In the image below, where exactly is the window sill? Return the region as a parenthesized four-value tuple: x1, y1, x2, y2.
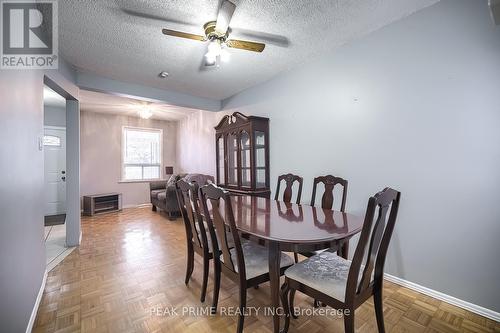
(118, 179, 167, 184)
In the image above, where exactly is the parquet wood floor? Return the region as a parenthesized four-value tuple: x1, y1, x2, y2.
(33, 207, 499, 333)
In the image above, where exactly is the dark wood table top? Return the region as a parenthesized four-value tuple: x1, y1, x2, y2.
(222, 196, 364, 245)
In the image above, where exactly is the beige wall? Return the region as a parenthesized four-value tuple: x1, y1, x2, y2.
(80, 111, 178, 207)
(176, 110, 219, 178)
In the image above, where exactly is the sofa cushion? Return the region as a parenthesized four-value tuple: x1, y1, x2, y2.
(151, 189, 165, 199)
(157, 191, 167, 201)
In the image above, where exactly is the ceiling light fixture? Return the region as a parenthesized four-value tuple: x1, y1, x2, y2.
(204, 38, 231, 66)
(158, 71, 169, 78)
(205, 39, 222, 66)
(138, 105, 153, 119)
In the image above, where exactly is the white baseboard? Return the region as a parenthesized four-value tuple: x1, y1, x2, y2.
(122, 203, 152, 209)
(26, 269, 48, 333)
(384, 274, 500, 322)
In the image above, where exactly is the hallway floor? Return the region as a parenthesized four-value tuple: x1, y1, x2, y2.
(45, 223, 75, 272)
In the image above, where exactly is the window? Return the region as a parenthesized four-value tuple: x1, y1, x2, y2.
(43, 135, 61, 146)
(122, 127, 162, 181)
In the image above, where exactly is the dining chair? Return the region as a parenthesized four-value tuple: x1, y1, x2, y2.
(200, 183, 294, 333)
(280, 187, 401, 333)
(310, 175, 349, 259)
(275, 173, 303, 204)
(275, 173, 303, 262)
(175, 179, 213, 303)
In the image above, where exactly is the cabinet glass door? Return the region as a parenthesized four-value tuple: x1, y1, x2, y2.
(217, 136, 225, 184)
(255, 131, 266, 188)
(227, 133, 238, 186)
(240, 131, 251, 187)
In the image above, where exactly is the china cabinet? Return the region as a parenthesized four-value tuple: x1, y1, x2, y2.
(215, 112, 270, 198)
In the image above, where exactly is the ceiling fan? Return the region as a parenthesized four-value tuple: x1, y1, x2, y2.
(161, 0, 265, 67)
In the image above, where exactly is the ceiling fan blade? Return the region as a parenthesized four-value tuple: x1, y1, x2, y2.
(215, 0, 236, 35)
(229, 28, 290, 47)
(120, 8, 195, 27)
(162, 29, 205, 41)
(226, 39, 265, 52)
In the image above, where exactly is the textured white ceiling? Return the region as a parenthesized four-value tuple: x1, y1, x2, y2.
(79, 89, 198, 121)
(59, 0, 438, 100)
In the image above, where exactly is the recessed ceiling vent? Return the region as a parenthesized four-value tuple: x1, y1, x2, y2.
(490, 0, 500, 25)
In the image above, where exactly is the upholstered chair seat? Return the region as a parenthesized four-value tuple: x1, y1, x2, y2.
(222, 240, 294, 279)
(285, 250, 373, 302)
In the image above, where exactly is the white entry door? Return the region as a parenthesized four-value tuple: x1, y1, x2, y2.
(44, 127, 66, 215)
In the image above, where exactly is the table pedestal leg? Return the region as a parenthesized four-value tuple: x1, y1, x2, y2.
(269, 241, 281, 333)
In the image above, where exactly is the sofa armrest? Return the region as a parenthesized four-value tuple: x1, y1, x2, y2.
(150, 180, 168, 191)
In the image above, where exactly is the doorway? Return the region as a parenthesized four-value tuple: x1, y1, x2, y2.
(43, 85, 74, 270)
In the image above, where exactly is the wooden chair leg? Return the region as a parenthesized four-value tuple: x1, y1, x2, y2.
(374, 291, 386, 333)
(200, 255, 210, 303)
(185, 244, 194, 285)
(152, 205, 157, 212)
(289, 289, 298, 319)
(338, 241, 349, 259)
(280, 282, 291, 333)
(344, 310, 355, 333)
(293, 252, 299, 263)
(211, 258, 221, 314)
(236, 282, 247, 333)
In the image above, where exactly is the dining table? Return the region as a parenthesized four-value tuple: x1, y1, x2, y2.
(224, 195, 365, 333)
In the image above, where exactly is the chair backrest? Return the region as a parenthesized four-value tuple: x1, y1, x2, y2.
(176, 179, 207, 250)
(346, 187, 401, 302)
(200, 184, 246, 278)
(310, 175, 348, 211)
(275, 173, 303, 204)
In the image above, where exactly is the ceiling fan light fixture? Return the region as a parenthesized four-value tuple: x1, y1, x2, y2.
(205, 53, 217, 66)
(207, 39, 222, 56)
(160, 0, 265, 69)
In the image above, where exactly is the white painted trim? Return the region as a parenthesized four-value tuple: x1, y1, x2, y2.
(46, 247, 76, 273)
(44, 125, 66, 130)
(384, 274, 500, 322)
(122, 203, 152, 209)
(26, 270, 48, 333)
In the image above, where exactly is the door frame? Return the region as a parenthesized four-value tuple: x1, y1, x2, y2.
(44, 75, 80, 247)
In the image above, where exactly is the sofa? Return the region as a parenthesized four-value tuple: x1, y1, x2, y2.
(150, 173, 214, 220)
